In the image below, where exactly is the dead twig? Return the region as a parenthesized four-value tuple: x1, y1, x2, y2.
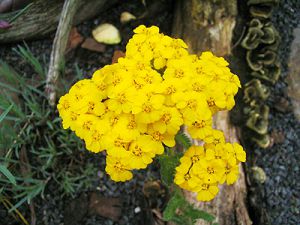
(45, 0, 81, 106)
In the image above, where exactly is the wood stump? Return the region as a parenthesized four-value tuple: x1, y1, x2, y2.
(172, 1, 251, 224)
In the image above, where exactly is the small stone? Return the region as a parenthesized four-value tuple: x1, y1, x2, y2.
(120, 12, 136, 24)
(134, 206, 141, 214)
(81, 38, 106, 53)
(92, 23, 121, 45)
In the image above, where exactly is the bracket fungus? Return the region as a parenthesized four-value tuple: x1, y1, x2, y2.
(245, 104, 269, 135)
(246, 47, 277, 71)
(248, 0, 279, 18)
(250, 61, 281, 84)
(240, 0, 280, 148)
(243, 79, 270, 104)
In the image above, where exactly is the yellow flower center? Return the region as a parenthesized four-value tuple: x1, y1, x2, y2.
(96, 83, 106, 91)
(207, 97, 215, 107)
(92, 131, 102, 141)
(175, 69, 184, 78)
(132, 145, 142, 157)
(114, 138, 129, 149)
(152, 131, 163, 142)
(117, 93, 126, 104)
(87, 102, 95, 113)
(110, 116, 119, 126)
(193, 120, 206, 128)
(112, 77, 121, 86)
(142, 104, 152, 113)
(196, 66, 202, 74)
(201, 184, 209, 190)
(187, 99, 197, 109)
(70, 112, 79, 121)
(62, 100, 70, 110)
(162, 113, 171, 123)
(191, 155, 200, 163)
(192, 83, 205, 92)
(83, 121, 93, 130)
(207, 167, 215, 174)
(213, 138, 221, 145)
(166, 86, 176, 94)
(127, 120, 136, 129)
(113, 161, 125, 172)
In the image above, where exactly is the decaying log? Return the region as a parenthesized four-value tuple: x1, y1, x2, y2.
(0, 0, 117, 43)
(173, 0, 237, 56)
(173, 0, 252, 225)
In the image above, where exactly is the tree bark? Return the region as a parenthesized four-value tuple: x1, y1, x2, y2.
(173, 1, 252, 225)
(0, 0, 117, 43)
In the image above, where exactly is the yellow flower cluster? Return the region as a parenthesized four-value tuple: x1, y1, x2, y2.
(57, 25, 243, 188)
(174, 130, 246, 201)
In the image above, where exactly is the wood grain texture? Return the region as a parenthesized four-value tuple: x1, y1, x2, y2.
(45, 0, 80, 106)
(172, 1, 252, 224)
(0, 0, 117, 43)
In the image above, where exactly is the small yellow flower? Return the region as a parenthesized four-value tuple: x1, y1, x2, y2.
(105, 156, 133, 182)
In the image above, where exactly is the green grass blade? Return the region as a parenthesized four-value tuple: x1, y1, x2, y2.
(14, 44, 45, 78)
(0, 104, 13, 123)
(0, 165, 16, 185)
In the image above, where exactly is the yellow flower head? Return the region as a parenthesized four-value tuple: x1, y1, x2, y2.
(57, 25, 244, 193)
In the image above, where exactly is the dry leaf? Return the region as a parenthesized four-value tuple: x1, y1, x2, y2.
(81, 38, 106, 53)
(88, 192, 122, 221)
(66, 27, 84, 52)
(112, 50, 125, 64)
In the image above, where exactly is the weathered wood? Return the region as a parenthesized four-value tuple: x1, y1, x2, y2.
(45, 0, 80, 106)
(0, 0, 117, 43)
(172, 1, 251, 224)
(173, 0, 237, 56)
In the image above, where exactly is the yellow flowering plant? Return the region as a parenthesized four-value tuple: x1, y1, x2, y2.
(57, 25, 246, 205)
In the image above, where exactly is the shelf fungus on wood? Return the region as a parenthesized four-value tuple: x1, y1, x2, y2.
(250, 61, 281, 84)
(241, 27, 264, 50)
(240, 0, 280, 148)
(246, 47, 277, 71)
(247, 0, 279, 19)
(243, 79, 270, 104)
(242, 19, 278, 50)
(251, 166, 267, 184)
(245, 104, 269, 135)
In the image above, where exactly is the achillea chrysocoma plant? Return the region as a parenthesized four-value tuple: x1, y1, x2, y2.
(57, 25, 246, 201)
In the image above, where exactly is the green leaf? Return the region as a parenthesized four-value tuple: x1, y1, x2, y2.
(0, 164, 16, 185)
(0, 104, 13, 123)
(163, 189, 185, 221)
(163, 187, 216, 225)
(159, 153, 181, 186)
(175, 132, 192, 149)
(183, 204, 215, 223)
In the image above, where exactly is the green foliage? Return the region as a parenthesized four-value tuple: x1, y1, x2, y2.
(14, 44, 45, 78)
(163, 187, 217, 225)
(0, 104, 13, 123)
(158, 149, 182, 186)
(175, 132, 192, 149)
(163, 187, 185, 220)
(0, 165, 16, 186)
(0, 45, 99, 213)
